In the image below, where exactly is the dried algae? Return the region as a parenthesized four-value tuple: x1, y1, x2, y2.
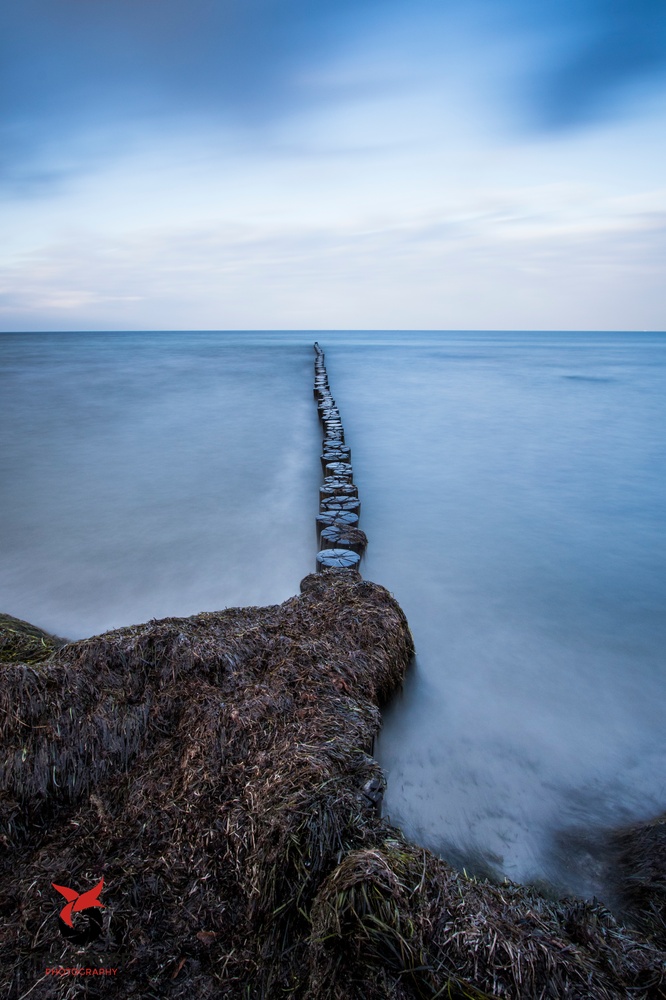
(0, 573, 664, 999)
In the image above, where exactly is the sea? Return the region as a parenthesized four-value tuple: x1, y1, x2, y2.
(1, 330, 665, 899)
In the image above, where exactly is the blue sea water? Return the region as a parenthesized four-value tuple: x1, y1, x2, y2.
(1, 329, 665, 897)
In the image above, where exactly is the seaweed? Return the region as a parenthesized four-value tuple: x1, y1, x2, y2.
(0, 574, 664, 999)
(0, 614, 66, 666)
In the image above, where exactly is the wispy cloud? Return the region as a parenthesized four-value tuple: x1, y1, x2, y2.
(529, 0, 666, 129)
(3, 0, 666, 192)
(0, 0, 389, 190)
(3, 190, 664, 330)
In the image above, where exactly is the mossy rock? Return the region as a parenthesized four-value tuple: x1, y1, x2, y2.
(611, 813, 666, 948)
(0, 612, 66, 664)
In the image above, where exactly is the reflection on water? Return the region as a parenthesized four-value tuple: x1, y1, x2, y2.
(1, 329, 665, 898)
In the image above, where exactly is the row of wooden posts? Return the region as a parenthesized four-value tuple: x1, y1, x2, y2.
(313, 343, 368, 572)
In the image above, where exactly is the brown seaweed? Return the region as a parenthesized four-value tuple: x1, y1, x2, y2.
(0, 573, 664, 999)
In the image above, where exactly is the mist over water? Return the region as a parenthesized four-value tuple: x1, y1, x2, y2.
(0, 331, 321, 638)
(323, 331, 666, 897)
(2, 329, 665, 898)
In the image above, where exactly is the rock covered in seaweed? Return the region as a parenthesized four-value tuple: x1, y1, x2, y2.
(0, 574, 664, 999)
(0, 612, 66, 665)
(609, 812, 666, 949)
(0, 572, 412, 998)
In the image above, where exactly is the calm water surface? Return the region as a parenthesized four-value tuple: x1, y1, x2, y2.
(0, 332, 320, 636)
(2, 330, 665, 898)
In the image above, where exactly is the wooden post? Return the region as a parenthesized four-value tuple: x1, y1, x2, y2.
(316, 510, 359, 537)
(320, 482, 359, 501)
(320, 525, 368, 553)
(324, 462, 353, 482)
(316, 548, 361, 571)
(320, 497, 361, 516)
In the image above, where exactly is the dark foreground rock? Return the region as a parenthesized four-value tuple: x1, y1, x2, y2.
(0, 612, 66, 665)
(1, 573, 664, 999)
(609, 813, 666, 951)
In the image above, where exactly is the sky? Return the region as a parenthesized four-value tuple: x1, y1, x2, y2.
(1, 0, 666, 331)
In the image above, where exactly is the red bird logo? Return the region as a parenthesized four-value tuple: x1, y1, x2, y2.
(52, 878, 105, 928)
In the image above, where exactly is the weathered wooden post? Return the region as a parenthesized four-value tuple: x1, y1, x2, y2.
(316, 510, 360, 538)
(320, 524, 368, 553)
(316, 548, 361, 570)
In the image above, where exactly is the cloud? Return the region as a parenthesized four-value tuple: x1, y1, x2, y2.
(2, 0, 666, 195)
(528, 0, 666, 129)
(2, 195, 664, 330)
(0, 0, 389, 191)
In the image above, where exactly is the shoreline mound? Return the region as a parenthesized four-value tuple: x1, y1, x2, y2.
(1, 571, 664, 999)
(609, 813, 666, 951)
(0, 613, 67, 665)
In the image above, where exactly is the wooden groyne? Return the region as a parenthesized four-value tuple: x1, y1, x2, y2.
(313, 343, 368, 572)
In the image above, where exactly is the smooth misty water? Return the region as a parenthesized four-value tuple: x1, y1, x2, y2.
(0, 332, 321, 637)
(2, 330, 665, 898)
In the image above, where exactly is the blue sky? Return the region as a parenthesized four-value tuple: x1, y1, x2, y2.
(2, 0, 665, 330)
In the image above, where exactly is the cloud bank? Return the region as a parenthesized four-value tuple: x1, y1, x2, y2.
(3, 191, 664, 330)
(3, 0, 666, 191)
